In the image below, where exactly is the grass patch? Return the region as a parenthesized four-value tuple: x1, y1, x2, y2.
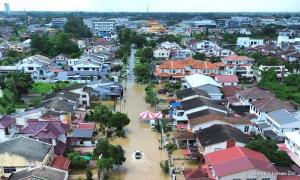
(30, 83, 52, 94)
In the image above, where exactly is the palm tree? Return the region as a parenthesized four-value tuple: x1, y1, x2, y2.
(97, 158, 114, 180)
(5, 72, 33, 101)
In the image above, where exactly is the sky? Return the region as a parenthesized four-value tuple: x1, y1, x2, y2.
(3, 0, 300, 12)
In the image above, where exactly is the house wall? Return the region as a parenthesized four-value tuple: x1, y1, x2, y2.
(202, 141, 246, 154)
(219, 169, 277, 180)
(0, 152, 51, 177)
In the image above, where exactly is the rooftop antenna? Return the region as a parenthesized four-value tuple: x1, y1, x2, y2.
(147, 5, 149, 13)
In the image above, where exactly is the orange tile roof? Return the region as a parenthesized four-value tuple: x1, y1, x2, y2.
(158, 58, 219, 70)
(223, 55, 253, 62)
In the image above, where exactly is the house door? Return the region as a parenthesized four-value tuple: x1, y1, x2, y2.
(226, 139, 236, 148)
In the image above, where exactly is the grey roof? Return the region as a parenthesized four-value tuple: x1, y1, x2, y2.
(72, 128, 93, 138)
(267, 109, 300, 126)
(9, 166, 68, 180)
(0, 137, 52, 161)
(181, 97, 227, 112)
(176, 88, 210, 99)
(195, 124, 250, 146)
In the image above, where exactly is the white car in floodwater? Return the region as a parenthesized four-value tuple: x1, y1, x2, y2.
(134, 150, 142, 159)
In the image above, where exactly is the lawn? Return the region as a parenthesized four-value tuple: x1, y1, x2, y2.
(30, 82, 73, 95)
(30, 82, 52, 94)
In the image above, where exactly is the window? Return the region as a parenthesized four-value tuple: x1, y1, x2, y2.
(262, 178, 270, 180)
(82, 95, 87, 98)
(246, 178, 256, 180)
(244, 126, 249, 132)
(4, 127, 9, 135)
(80, 140, 84, 144)
(28, 67, 34, 70)
(3, 167, 16, 173)
(233, 179, 241, 180)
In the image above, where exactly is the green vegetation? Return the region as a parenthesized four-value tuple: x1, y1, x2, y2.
(64, 16, 92, 38)
(164, 143, 176, 154)
(246, 137, 293, 167)
(160, 160, 169, 174)
(135, 47, 154, 83)
(93, 139, 126, 178)
(30, 81, 72, 94)
(30, 32, 81, 58)
(85, 168, 93, 180)
(86, 104, 130, 134)
(259, 70, 300, 104)
(0, 50, 28, 65)
(192, 52, 206, 60)
(164, 82, 181, 93)
(156, 34, 182, 45)
(67, 151, 87, 169)
(144, 85, 159, 107)
(222, 33, 238, 45)
(192, 32, 208, 41)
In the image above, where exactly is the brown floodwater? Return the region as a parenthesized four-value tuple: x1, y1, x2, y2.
(109, 49, 169, 180)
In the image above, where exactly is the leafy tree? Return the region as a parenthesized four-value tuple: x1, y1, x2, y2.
(160, 160, 169, 174)
(97, 158, 114, 179)
(192, 52, 205, 60)
(222, 33, 238, 45)
(246, 138, 293, 167)
(30, 32, 81, 58)
(164, 143, 176, 154)
(88, 105, 112, 125)
(86, 168, 93, 180)
(157, 34, 182, 44)
(108, 112, 130, 130)
(67, 151, 87, 169)
(5, 72, 33, 101)
(192, 33, 208, 41)
(64, 17, 92, 38)
(259, 69, 277, 87)
(144, 85, 159, 107)
(93, 139, 126, 179)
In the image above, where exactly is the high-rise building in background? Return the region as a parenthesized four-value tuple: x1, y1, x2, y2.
(4, 3, 10, 15)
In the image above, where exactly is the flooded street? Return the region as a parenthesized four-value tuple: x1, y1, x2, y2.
(110, 49, 169, 180)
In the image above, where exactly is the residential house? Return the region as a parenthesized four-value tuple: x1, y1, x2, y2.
(184, 74, 222, 100)
(10, 108, 45, 127)
(257, 65, 290, 82)
(86, 79, 123, 100)
(173, 97, 227, 123)
(204, 147, 277, 180)
(249, 97, 295, 122)
(153, 48, 170, 59)
(194, 125, 250, 155)
(53, 54, 69, 65)
(8, 166, 68, 180)
(187, 110, 252, 133)
(155, 58, 219, 81)
(285, 131, 300, 166)
(215, 75, 239, 86)
(31, 65, 55, 82)
(176, 88, 211, 101)
(0, 137, 54, 177)
(51, 156, 70, 171)
(0, 116, 18, 142)
(264, 109, 300, 137)
(70, 61, 102, 72)
(68, 128, 95, 147)
(237, 37, 264, 48)
(173, 130, 196, 147)
(18, 120, 68, 155)
(222, 55, 255, 78)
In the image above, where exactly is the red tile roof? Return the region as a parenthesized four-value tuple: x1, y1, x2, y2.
(223, 55, 253, 62)
(215, 75, 239, 83)
(222, 86, 242, 97)
(77, 123, 96, 130)
(184, 168, 212, 180)
(205, 147, 277, 177)
(158, 58, 218, 70)
(51, 156, 70, 171)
